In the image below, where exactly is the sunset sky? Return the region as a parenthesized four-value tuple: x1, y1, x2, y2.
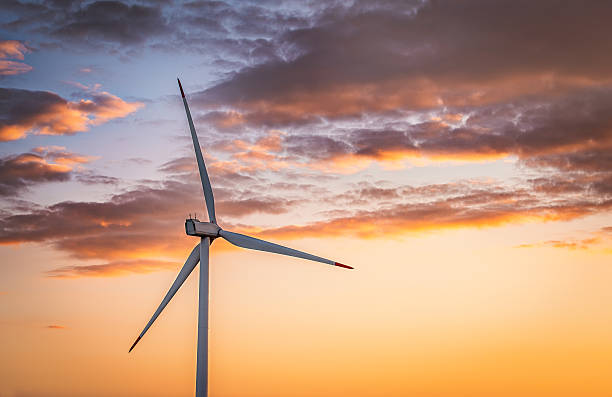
(2, 1, 612, 396)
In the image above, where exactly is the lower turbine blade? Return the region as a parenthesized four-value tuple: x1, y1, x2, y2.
(219, 229, 352, 269)
(128, 243, 201, 352)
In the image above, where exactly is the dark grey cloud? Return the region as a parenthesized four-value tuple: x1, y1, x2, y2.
(52, 1, 169, 45)
(0, 147, 124, 196)
(0, 0, 311, 62)
(284, 135, 352, 161)
(193, 0, 612, 127)
(0, 152, 71, 196)
(524, 150, 612, 174)
(75, 171, 120, 185)
(1, 0, 169, 46)
(0, 88, 66, 141)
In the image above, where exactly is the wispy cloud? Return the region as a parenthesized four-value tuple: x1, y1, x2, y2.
(0, 168, 304, 276)
(0, 40, 31, 76)
(516, 226, 612, 251)
(46, 259, 181, 278)
(2, 167, 611, 278)
(257, 194, 611, 240)
(46, 325, 66, 330)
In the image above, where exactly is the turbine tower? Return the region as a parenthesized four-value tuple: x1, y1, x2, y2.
(128, 79, 352, 397)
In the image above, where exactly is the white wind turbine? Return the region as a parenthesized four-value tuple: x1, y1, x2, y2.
(128, 79, 352, 397)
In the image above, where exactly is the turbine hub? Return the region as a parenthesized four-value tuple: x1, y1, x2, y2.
(185, 219, 221, 238)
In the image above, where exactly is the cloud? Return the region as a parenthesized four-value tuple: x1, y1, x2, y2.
(0, 59, 32, 76)
(0, 168, 302, 276)
(173, 1, 612, 191)
(256, 189, 612, 240)
(31, 145, 93, 165)
(217, 196, 297, 217)
(523, 149, 612, 174)
(0, 151, 73, 196)
(46, 259, 180, 278)
(0, 0, 310, 66)
(0, 86, 143, 141)
(0, 39, 31, 76)
(0, 39, 29, 59)
(211, 130, 292, 173)
(1, 1, 170, 47)
(193, 0, 612, 126)
(51, 1, 169, 45)
(516, 226, 612, 251)
(74, 171, 119, 185)
(3, 164, 612, 277)
(3, 0, 612, 277)
(201, 85, 612, 183)
(46, 325, 66, 329)
(0, 146, 122, 196)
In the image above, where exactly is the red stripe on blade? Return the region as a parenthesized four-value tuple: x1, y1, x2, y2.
(334, 262, 353, 269)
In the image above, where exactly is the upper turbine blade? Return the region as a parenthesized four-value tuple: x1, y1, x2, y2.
(218, 229, 352, 269)
(129, 243, 201, 353)
(178, 78, 217, 224)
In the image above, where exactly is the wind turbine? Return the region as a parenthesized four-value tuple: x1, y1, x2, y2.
(128, 78, 352, 397)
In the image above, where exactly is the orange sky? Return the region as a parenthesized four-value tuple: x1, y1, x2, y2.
(3, 219, 612, 396)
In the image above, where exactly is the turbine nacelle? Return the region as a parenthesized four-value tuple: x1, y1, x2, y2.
(185, 219, 221, 238)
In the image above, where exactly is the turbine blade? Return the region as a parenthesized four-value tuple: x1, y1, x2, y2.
(178, 78, 217, 224)
(128, 243, 201, 353)
(219, 229, 352, 269)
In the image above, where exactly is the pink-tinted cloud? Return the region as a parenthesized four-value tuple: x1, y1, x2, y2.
(0, 60, 32, 76)
(212, 130, 291, 173)
(0, 147, 97, 196)
(0, 40, 31, 76)
(0, 40, 29, 60)
(31, 146, 94, 165)
(0, 87, 143, 141)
